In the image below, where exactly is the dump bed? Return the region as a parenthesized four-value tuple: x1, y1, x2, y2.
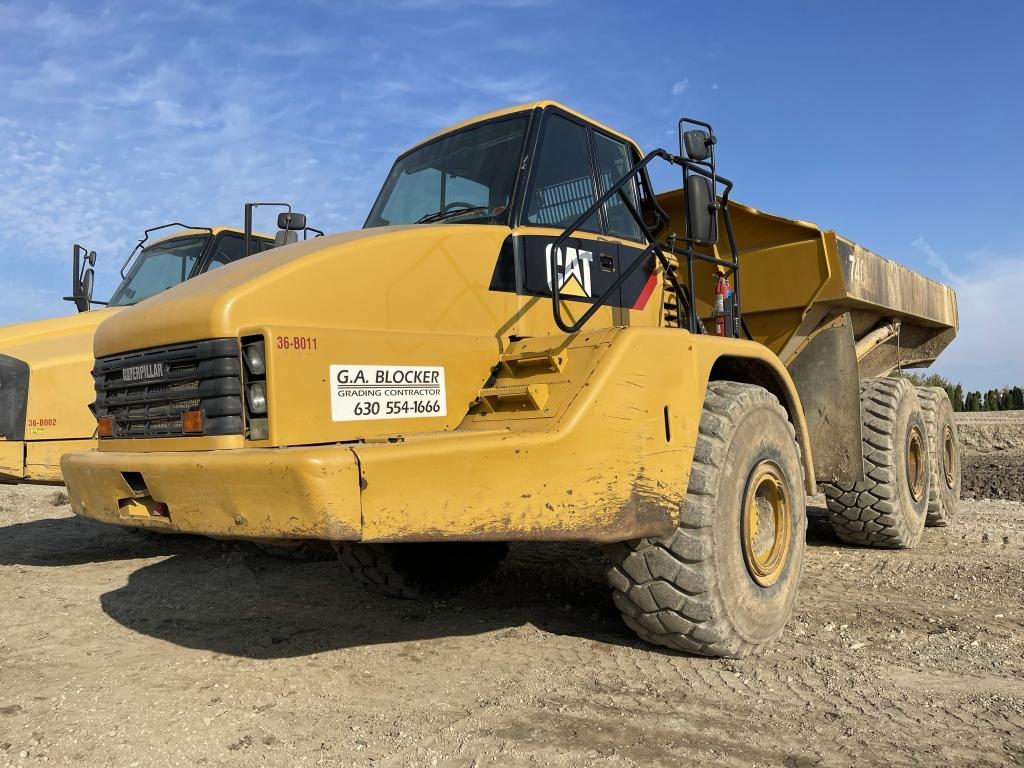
(656, 190, 958, 482)
(655, 190, 958, 378)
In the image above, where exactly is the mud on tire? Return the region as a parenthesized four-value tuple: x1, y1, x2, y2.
(823, 377, 930, 548)
(605, 381, 806, 659)
(337, 542, 509, 599)
(916, 386, 961, 526)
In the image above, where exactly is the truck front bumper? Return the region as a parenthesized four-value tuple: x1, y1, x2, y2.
(61, 446, 362, 540)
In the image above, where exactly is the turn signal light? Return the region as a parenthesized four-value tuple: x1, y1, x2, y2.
(98, 416, 114, 437)
(182, 409, 204, 434)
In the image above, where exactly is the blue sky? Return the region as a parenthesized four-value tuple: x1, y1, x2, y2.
(1, 0, 1021, 389)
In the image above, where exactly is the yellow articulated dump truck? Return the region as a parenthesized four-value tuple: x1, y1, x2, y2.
(0, 205, 317, 483)
(61, 102, 958, 657)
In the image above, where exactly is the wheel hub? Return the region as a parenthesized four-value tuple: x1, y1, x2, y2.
(906, 426, 926, 502)
(942, 425, 956, 489)
(741, 460, 792, 587)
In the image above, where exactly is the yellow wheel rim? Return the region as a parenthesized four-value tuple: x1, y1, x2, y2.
(741, 460, 792, 587)
(907, 426, 926, 502)
(942, 425, 956, 489)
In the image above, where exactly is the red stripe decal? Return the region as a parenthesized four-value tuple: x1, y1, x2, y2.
(632, 272, 658, 311)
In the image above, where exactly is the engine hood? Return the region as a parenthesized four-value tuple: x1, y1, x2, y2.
(0, 308, 119, 357)
(94, 225, 516, 356)
(0, 307, 122, 442)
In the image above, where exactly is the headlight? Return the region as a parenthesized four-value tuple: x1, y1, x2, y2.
(246, 381, 267, 414)
(241, 334, 268, 441)
(243, 340, 266, 376)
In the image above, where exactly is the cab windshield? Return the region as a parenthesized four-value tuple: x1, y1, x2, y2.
(365, 115, 529, 228)
(107, 235, 210, 307)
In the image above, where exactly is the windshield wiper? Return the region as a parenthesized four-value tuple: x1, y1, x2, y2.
(415, 205, 488, 224)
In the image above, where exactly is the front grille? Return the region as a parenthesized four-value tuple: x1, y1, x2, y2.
(93, 338, 243, 438)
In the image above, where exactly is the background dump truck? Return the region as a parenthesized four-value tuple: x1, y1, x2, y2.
(0, 206, 318, 483)
(61, 102, 958, 658)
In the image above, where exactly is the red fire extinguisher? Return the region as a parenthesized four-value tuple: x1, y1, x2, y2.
(713, 274, 730, 336)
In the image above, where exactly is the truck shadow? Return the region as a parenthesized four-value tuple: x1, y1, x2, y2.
(99, 515, 846, 659)
(0, 515, 208, 567)
(97, 541, 642, 658)
(805, 502, 841, 547)
(2, 510, 845, 658)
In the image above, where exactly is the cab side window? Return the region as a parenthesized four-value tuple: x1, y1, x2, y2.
(594, 132, 643, 241)
(204, 233, 248, 272)
(526, 115, 601, 233)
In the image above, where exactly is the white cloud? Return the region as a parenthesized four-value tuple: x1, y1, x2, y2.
(671, 78, 689, 95)
(31, 2, 85, 41)
(917, 241, 1024, 390)
(36, 59, 77, 86)
(912, 236, 960, 286)
(461, 74, 550, 104)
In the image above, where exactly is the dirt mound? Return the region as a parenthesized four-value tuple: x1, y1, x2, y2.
(956, 410, 1024, 454)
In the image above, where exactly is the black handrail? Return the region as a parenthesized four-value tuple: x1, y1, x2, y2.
(547, 142, 743, 337)
(120, 223, 214, 277)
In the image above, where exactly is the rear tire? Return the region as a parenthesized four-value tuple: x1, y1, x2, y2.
(253, 539, 335, 561)
(916, 386, 961, 526)
(605, 381, 806, 658)
(823, 377, 930, 548)
(337, 542, 509, 599)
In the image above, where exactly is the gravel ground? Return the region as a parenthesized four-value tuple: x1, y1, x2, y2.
(962, 452, 1024, 502)
(0, 482, 1022, 768)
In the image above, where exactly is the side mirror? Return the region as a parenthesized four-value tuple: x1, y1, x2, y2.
(80, 268, 95, 309)
(277, 211, 307, 230)
(683, 129, 714, 161)
(66, 244, 97, 313)
(685, 175, 718, 244)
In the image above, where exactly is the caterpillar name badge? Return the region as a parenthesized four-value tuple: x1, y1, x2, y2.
(329, 365, 447, 421)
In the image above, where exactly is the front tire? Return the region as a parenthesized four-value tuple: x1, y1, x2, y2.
(605, 381, 806, 658)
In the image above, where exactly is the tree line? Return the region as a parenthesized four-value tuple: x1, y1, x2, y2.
(898, 372, 1024, 412)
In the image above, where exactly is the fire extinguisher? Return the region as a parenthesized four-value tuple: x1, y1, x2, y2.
(713, 274, 730, 337)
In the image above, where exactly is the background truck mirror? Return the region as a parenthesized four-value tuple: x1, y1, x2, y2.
(65, 243, 97, 313)
(80, 267, 94, 309)
(277, 211, 307, 230)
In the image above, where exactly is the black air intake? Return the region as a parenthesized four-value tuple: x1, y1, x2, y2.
(0, 353, 30, 441)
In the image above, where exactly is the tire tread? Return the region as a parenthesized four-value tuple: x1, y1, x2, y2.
(605, 381, 805, 658)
